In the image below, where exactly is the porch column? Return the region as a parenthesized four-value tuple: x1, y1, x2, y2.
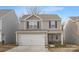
(24, 21, 26, 30)
(61, 32, 64, 45)
(16, 32, 18, 45)
(45, 32, 48, 47)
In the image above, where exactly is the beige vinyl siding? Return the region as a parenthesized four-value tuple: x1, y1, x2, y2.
(57, 20, 62, 30)
(22, 21, 62, 30)
(42, 21, 49, 30)
(19, 20, 62, 31)
(19, 21, 25, 30)
(42, 20, 62, 30)
(19, 14, 62, 31)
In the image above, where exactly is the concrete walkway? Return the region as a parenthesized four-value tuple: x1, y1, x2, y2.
(7, 46, 49, 52)
(6, 45, 79, 52)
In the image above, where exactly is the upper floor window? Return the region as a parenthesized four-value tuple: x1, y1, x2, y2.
(49, 21, 57, 29)
(27, 21, 39, 29)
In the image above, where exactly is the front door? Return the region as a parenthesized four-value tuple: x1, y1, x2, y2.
(48, 34, 53, 44)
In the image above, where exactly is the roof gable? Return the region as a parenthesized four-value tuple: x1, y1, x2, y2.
(24, 14, 41, 20)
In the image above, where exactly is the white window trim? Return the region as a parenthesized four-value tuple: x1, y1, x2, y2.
(28, 20, 38, 29)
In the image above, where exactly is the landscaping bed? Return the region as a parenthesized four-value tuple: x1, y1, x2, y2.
(48, 43, 79, 52)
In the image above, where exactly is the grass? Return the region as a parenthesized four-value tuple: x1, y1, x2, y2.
(0, 44, 17, 52)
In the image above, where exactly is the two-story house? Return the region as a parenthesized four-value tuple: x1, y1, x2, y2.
(64, 16, 79, 44)
(16, 14, 62, 46)
(0, 10, 18, 44)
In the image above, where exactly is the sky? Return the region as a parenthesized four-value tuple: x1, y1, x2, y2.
(0, 6, 79, 23)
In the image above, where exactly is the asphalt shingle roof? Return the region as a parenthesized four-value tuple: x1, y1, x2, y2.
(20, 14, 61, 21)
(0, 10, 13, 17)
(70, 16, 79, 20)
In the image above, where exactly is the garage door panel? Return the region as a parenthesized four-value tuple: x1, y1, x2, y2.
(18, 34, 45, 45)
(18, 35, 32, 45)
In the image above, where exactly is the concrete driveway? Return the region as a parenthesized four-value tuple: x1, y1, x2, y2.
(6, 45, 78, 52)
(7, 45, 49, 52)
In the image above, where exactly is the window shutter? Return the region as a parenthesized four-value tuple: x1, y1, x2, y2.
(27, 21, 29, 29)
(56, 34, 58, 39)
(37, 21, 39, 29)
(49, 21, 51, 28)
(55, 21, 57, 28)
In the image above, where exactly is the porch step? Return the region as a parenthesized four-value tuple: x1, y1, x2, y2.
(49, 45, 55, 48)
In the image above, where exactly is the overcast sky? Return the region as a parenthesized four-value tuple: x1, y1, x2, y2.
(0, 6, 79, 23)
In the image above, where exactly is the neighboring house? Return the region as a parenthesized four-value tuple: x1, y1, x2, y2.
(64, 16, 79, 44)
(0, 10, 18, 44)
(16, 14, 62, 46)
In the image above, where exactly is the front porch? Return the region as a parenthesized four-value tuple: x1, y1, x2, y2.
(47, 33, 63, 47)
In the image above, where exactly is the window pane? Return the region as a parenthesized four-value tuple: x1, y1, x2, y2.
(29, 21, 38, 29)
(51, 21, 55, 28)
(51, 21, 55, 25)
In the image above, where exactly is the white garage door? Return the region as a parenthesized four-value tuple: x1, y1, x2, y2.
(18, 34, 46, 45)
